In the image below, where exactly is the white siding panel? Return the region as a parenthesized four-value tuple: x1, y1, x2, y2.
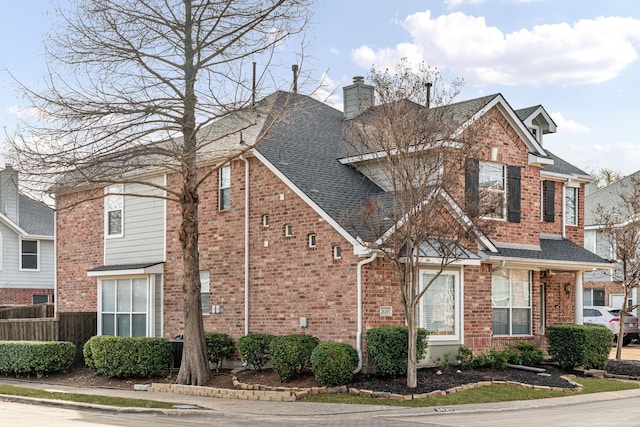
(0, 222, 54, 289)
(105, 177, 165, 265)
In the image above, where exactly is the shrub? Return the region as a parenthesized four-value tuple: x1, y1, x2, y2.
(365, 326, 428, 377)
(457, 346, 510, 369)
(311, 342, 359, 386)
(0, 341, 75, 377)
(507, 341, 545, 366)
(205, 332, 234, 372)
(83, 336, 171, 377)
(456, 345, 474, 368)
(547, 324, 613, 370)
(237, 334, 274, 371)
(269, 334, 319, 382)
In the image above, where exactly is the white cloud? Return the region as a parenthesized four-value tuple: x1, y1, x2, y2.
(351, 11, 640, 87)
(549, 112, 590, 134)
(5, 105, 37, 120)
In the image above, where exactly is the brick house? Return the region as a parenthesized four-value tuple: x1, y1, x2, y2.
(583, 171, 640, 312)
(54, 78, 608, 365)
(0, 165, 55, 306)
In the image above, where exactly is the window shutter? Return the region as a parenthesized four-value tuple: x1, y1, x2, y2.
(543, 180, 555, 222)
(507, 166, 521, 223)
(465, 158, 479, 215)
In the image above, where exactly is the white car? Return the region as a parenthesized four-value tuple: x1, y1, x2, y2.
(583, 306, 640, 346)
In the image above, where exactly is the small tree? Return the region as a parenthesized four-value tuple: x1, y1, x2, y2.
(595, 176, 640, 359)
(342, 60, 487, 388)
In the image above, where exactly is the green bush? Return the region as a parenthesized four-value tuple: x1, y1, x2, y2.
(0, 341, 75, 377)
(205, 332, 234, 372)
(507, 341, 545, 366)
(83, 336, 171, 377)
(547, 324, 613, 370)
(456, 345, 474, 367)
(311, 342, 359, 386)
(269, 334, 319, 382)
(237, 333, 274, 371)
(365, 326, 428, 377)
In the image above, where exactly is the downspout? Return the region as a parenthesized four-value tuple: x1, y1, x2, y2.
(240, 156, 250, 336)
(492, 260, 506, 272)
(355, 251, 377, 373)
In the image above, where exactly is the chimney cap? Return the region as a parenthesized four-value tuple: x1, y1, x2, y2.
(353, 76, 365, 83)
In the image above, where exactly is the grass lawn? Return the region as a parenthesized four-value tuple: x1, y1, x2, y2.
(0, 384, 174, 409)
(304, 377, 640, 407)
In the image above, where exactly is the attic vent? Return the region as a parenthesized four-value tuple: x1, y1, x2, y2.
(278, 147, 288, 165)
(308, 174, 319, 193)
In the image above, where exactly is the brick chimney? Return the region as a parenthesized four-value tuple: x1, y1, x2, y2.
(343, 76, 374, 120)
(0, 165, 19, 224)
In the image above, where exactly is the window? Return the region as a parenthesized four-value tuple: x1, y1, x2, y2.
(420, 270, 460, 340)
(584, 288, 605, 306)
(308, 234, 317, 248)
(20, 239, 38, 270)
(32, 294, 49, 304)
(479, 161, 506, 219)
(200, 270, 210, 315)
(105, 184, 124, 237)
(262, 214, 270, 227)
(565, 186, 578, 226)
(492, 270, 531, 336)
(100, 278, 148, 337)
(284, 224, 293, 237)
(333, 246, 342, 259)
(219, 165, 230, 211)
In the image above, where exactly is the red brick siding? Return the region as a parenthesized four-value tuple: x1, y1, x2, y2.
(0, 288, 54, 306)
(56, 190, 103, 312)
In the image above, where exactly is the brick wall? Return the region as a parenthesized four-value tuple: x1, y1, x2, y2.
(56, 189, 103, 312)
(0, 288, 54, 306)
(163, 158, 371, 346)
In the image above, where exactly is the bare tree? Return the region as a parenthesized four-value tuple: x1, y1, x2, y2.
(596, 177, 640, 360)
(342, 60, 487, 388)
(9, 0, 311, 386)
(588, 167, 624, 189)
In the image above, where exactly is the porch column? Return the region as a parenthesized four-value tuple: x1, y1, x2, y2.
(574, 271, 584, 324)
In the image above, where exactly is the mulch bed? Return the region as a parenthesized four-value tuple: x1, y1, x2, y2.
(7, 360, 639, 395)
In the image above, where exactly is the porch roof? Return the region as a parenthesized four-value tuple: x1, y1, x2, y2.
(481, 238, 611, 271)
(87, 262, 164, 277)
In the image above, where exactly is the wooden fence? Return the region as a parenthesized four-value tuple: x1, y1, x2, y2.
(0, 311, 97, 365)
(0, 303, 55, 319)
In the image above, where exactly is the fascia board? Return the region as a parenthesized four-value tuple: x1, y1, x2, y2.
(540, 170, 594, 183)
(0, 212, 28, 236)
(482, 255, 611, 271)
(456, 95, 547, 157)
(252, 149, 369, 255)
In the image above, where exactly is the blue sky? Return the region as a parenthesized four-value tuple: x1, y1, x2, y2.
(1, 0, 640, 175)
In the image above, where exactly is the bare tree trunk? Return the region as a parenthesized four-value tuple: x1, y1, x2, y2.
(406, 305, 418, 388)
(176, 1, 211, 385)
(176, 182, 211, 385)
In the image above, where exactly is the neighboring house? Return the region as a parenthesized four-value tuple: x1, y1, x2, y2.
(54, 78, 608, 366)
(0, 165, 55, 306)
(584, 171, 640, 313)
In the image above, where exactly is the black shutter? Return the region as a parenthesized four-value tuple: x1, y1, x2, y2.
(465, 158, 479, 215)
(543, 180, 555, 222)
(507, 165, 521, 223)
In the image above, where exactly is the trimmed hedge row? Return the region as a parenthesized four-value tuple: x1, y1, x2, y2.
(83, 336, 171, 377)
(269, 334, 319, 382)
(311, 342, 359, 386)
(547, 324, 613, 370)
(0, 341, 75, 377)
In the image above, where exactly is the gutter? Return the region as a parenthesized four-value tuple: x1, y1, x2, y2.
(240, 156, 250, 336)
(355, 251, 377, 373)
